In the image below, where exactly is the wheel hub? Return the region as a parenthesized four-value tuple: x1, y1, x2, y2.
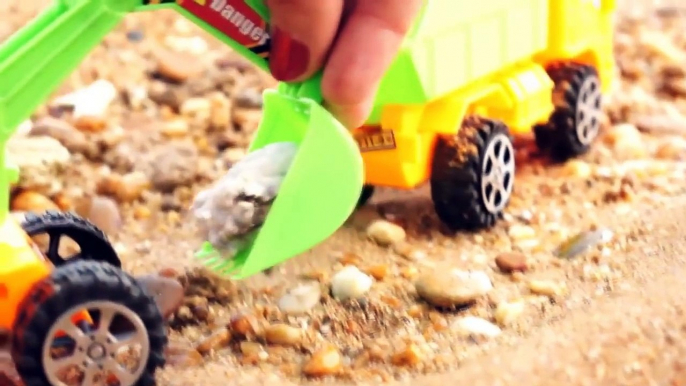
(480, 134, 515, 214)
(575, 76, 602, 146)
(87, 342, 107, 360)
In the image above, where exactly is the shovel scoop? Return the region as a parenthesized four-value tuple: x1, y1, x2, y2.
(190, 2, 363, 279)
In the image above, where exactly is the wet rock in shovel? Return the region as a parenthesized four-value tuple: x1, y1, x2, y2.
(554, 228, 614, 259)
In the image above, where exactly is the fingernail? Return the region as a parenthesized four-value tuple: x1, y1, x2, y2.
(269, 26, 310, 81)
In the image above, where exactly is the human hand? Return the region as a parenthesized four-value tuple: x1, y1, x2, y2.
(266, 0, 423, 128)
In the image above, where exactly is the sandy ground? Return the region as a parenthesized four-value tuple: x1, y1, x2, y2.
(4, 0, 686, 385)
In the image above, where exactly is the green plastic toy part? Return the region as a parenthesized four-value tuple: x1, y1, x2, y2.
(0, 0, 364, 279)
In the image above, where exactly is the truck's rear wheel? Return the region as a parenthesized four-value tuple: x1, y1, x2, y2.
(11, 261, 166, 386)
(534, 62, 602, 161)
(21, 211, 121, 268)
(430, 116, 515, 230)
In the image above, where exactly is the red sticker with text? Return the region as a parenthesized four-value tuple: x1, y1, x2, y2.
(178, 0, 271, 60)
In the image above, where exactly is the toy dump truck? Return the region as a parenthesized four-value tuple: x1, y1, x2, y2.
(0, 4, 617, 382)
(355, 0, 616, 230)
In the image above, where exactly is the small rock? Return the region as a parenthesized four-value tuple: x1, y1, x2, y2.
(495, 252, 528, 273)
(528, 279, 566, 298)
(366, 220, 406, 246)
(208, 92, 232, 130)
(415, 269, 493, 307)
(30, 117, 93, 155)
(562, 160, 592, 178)
(11, 191, 59, 212)
(508, 224, 536, 240)
(277, 282, 322, 315)
(330, 266, 373, 301)
(180, 97, 211, 123)
(555, 228, 613, 259)
(494, 301, 526, 326)
(452, 316, 502, 338)
(80, 196, 122, 235)
(52, 79, 117, 119)
(228, 313, 259, 337)
(97, 172, 151, 203)
(365, 265, 389, 280)
(234, 88, 263, 108)
(155, 49, 203, 82)
(393, 242, 427, 261)
(73, 115, 107, 133)
(604, 123, 647, 159)
(264, 324, 303, 347)
(654, 138, 686, 160)
(195, 328, 232, 356)
(239, 341, 267, 358)
(302, 346, 342, 377)
(8, 136, 71, 195)
(161, 119, 190, 138)
(165, 344, 203, 367)
(391, 343, 425, 367)
(148, 142, 199, 192)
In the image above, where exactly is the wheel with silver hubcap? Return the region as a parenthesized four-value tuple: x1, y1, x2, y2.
(431, 115, 515, 231)
(533, 62, 603, 161)
(11, 261, 166, 386)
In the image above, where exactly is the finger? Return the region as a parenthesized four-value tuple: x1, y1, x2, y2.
(322, 0, 423, 128)
(266, 0, 344, 82)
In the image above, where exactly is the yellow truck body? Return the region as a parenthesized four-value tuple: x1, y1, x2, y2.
(356, 0, 616, 190)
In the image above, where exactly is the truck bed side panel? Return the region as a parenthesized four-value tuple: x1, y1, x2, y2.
(410, 0, 549, 99)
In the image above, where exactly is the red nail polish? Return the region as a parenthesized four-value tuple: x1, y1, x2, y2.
(269, 26, 310, 81)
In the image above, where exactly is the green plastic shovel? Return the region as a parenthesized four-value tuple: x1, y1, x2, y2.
(191, 3, 364, 278)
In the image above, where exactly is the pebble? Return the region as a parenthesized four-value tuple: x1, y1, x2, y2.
(495, 252, 529, 273)
(97, 172, 150, 203)
(562, 160, 593, 178)
(30, 117, 93, 155)
(508, 224, 536, 240)
(155, 49, 203, 82)
(528, 279, 567, 298)
(195, 328, 232, 356)
(604, 123, 647, 159)
(393, 242, 427, 261)
(148, 142, 199, 192)
(391, 343, 425, 367)
(52, 79, 117, 119)
(277, 282, 322, 315)
(415, 269, 493, 307)
(330, 266, 373, 301)
(555, 228, 614, 259)
(494, 301, 526, 326)
(164, 344, 203, 368)
(234, 88, 263, 108)
(11, 191, 59, 212)
(80, 196, 122, 235)
(302, 346, 342, 377)
(264, 324, 303, 347)
(654, 137, 686, 160)
(366, 219, 406, 246)
(162, 119, 190, 138)
(451, 316, 502, 338)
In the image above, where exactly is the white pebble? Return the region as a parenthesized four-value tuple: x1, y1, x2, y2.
(330, 266, 373, 300)
(452, 316, 502, 338)
(277, 282, 322, 315)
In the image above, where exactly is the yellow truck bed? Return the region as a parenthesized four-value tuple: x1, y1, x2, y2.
(411, 0, 549, 98)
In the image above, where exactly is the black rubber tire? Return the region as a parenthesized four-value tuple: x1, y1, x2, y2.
(430, 116, 515, 231)
(534, 62, 602, 161)
(357, 185, 375, 207)
(11, 261, 167, 386)
(21, 210, 121, 268)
